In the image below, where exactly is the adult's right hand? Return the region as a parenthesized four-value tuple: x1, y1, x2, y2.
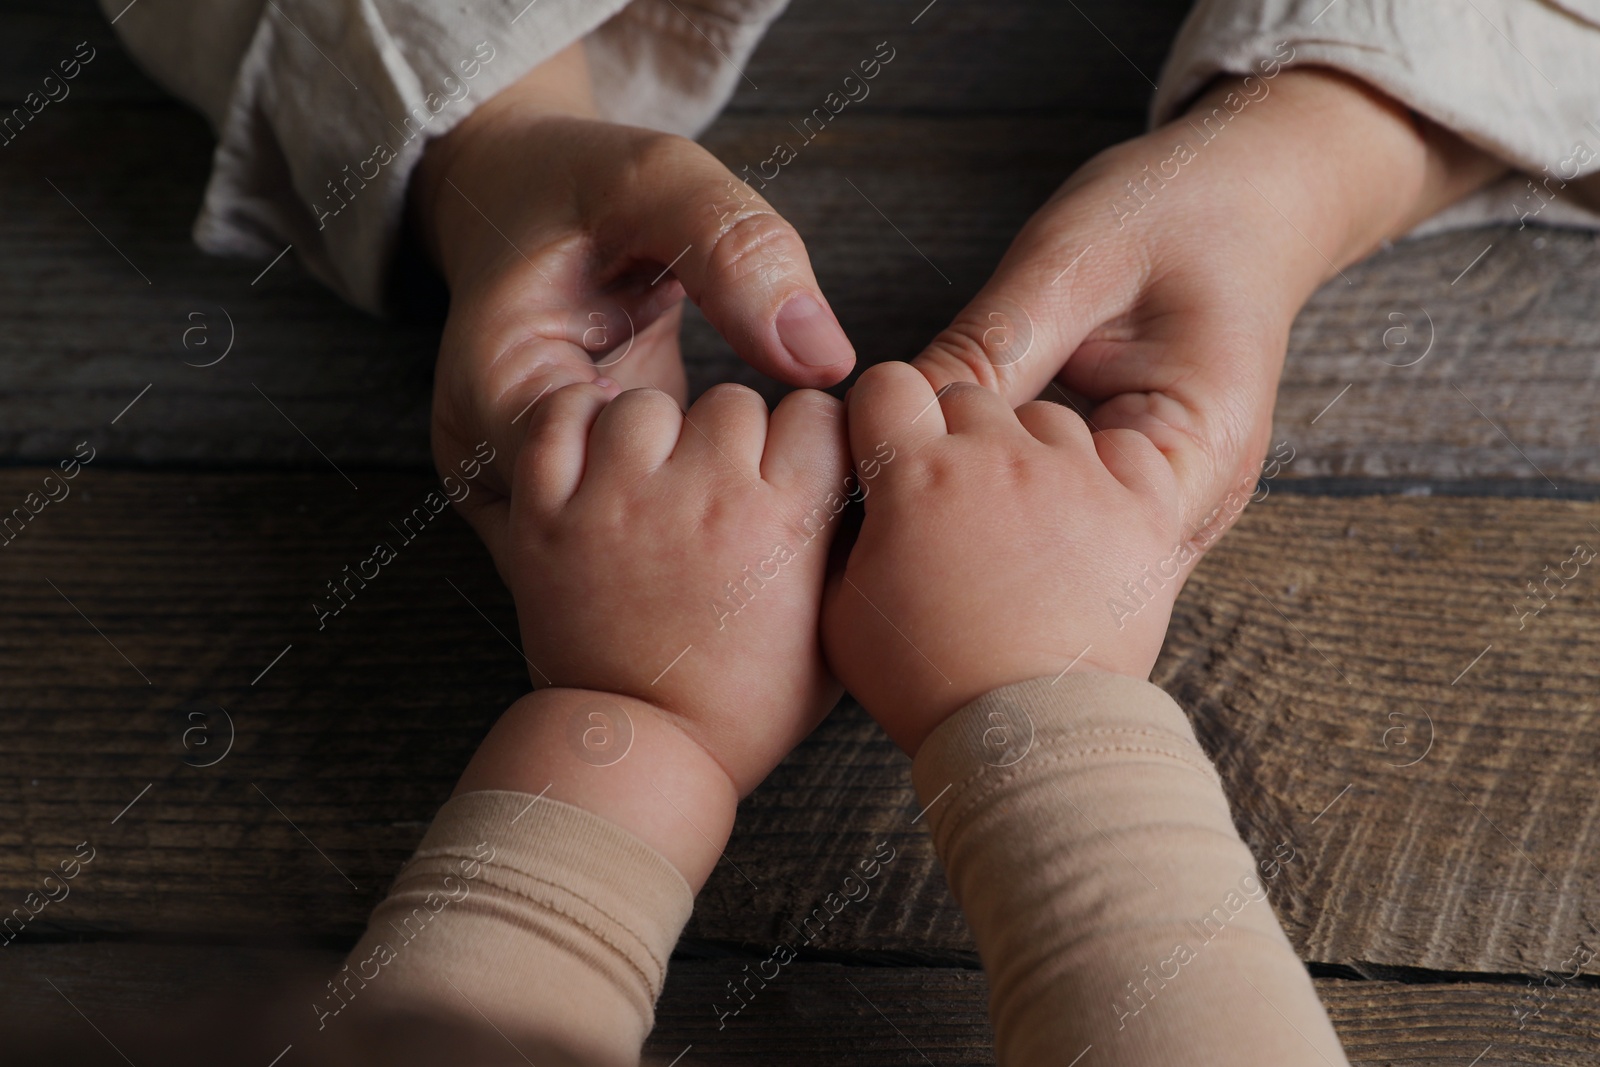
(412, 43, 855, 572)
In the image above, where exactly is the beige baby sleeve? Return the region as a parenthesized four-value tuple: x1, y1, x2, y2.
(337, 790, 693, 1066)
(911, 673, 1348, 1067)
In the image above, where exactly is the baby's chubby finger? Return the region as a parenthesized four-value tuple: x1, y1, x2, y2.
(844, 361, 949, 467)
(673, 383, 769, 480)
(578, 387, 685, 495)
(760, 389, 847, 497)
(1014, 398, 1095, 450)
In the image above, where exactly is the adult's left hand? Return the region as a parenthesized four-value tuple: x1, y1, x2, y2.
(910, 67, 1501, 568)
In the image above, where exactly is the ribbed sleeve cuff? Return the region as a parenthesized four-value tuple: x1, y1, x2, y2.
(908, 674, 1349, 1067)
(345, 790, 693, 1063)
(398, 790, 694, 996)
(910, 671, 1220, 836)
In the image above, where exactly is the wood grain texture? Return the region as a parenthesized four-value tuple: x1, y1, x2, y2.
(652, 967, 1600, 1067)
(0, 470, 523, 939)
(4, 944, 1598, 1066)
(1271, 226, 1600, 485)
(1157, 493, 1600, 976)
(4, 470, 1600, 979)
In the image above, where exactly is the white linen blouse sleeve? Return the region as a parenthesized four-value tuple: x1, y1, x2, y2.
(97, 0, 790, 312)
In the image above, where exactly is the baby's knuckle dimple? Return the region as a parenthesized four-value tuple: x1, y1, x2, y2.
(915, 450, 967, 495)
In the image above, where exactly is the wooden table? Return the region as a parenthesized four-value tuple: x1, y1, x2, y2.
(3, 1, 1599, 1061)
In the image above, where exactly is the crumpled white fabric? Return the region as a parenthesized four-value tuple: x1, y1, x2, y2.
(97, 0, 791, 312)
(102, 0, 1600, 315)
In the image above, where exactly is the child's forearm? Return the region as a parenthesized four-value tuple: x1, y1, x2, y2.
(333, 689, 735, 1063)
(453, 688, 739, 892)
(912, 672, 1347, 1067)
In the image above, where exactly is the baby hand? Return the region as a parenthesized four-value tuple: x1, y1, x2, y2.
(823, 362, 1183, 756)
(506, 383, 851, 796)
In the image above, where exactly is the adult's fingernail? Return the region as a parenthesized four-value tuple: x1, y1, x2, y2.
(776, 292, 855, 368)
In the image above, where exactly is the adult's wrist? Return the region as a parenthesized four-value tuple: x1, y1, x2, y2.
(1180, 67, 1503, 295)
(410, 40, 601, 287)
(453, 688, 738, 893)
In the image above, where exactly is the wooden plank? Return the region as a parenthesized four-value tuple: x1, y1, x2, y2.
(651, 968, 1600, 1067)
(1155, 493, 1600, 976)
(2, 944, 1598, 1065)
(731, 0, 1191, 116)
(0, 103, 441, 468)
(1273, 226, 1600, 485)
(1317, 978, 1600, 1067)
(4, 471, 1600, 978)
(0, 469, 522, 939)
(0, 0, 1189, 115)
(0, 943, 342, 1026)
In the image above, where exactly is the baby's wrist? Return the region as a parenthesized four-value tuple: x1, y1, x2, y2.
(453, 688, 738, 892)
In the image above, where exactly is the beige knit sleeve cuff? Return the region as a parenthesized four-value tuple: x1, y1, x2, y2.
(343, 790, 693, 1066)
(910, 671, 1223, 816)
(910, 673, 1349, 1067)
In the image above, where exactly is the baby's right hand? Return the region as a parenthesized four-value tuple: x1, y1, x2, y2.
(822, 362, 1185, 756)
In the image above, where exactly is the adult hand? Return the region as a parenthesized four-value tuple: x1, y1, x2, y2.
(910, 67, 1501, 568)
(411, 43, 855, 572)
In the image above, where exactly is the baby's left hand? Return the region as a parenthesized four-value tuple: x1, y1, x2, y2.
(500, 382, 851, 798)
